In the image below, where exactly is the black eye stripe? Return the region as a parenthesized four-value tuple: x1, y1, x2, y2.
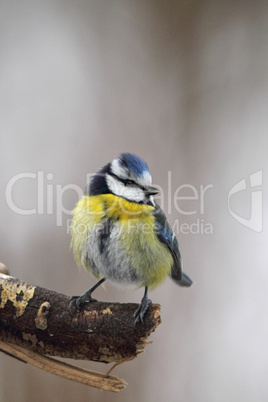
(124, 179, 136, 186)
(109, 173, 144, 190)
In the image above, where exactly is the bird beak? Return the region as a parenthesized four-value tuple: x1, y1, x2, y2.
(144, 185, 158, 196)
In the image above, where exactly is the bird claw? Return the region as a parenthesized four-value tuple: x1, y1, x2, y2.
(68, 294, 97, 315)
(134, 297, 152, 324)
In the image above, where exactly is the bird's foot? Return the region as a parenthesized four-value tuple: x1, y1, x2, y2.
(134, 295, 152, 324)
(69, 293, 97, 315)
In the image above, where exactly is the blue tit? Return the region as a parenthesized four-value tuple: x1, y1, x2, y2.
(69, 152, 192, 324)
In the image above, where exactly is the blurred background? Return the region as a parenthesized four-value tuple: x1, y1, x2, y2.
(1, 1, 268, 401)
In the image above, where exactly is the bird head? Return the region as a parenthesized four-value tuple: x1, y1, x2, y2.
(88, 153, 158, 204)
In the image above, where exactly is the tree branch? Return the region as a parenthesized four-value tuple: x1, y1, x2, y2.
(0, 340, 127, 392)
(0, 270, 161, 392)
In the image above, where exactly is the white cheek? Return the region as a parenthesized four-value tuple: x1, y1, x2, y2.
(123, 187, 145, 202)
(106, 174, 145, 202)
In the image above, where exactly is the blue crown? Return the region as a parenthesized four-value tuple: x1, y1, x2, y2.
(118, 153, 150, 177)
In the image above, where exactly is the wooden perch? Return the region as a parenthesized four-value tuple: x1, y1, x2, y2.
(0, 270, 161, 392)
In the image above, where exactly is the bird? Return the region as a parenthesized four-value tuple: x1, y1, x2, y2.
(69, 152, 192, 324)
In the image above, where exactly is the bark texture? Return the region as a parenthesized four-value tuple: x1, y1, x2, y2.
(0, 274, 161, 363)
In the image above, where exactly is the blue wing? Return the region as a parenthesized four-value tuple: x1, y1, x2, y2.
(154, 204, 192, 287)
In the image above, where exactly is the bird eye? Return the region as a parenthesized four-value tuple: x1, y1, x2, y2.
(124, 179, 135, 186)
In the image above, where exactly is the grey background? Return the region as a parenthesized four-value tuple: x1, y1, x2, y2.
(1, 1, 268, 401)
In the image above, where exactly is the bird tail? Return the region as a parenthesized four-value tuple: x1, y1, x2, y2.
(172, 272, 193, 287)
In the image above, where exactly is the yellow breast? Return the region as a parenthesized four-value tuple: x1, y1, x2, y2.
(70, 194, 173, 288)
